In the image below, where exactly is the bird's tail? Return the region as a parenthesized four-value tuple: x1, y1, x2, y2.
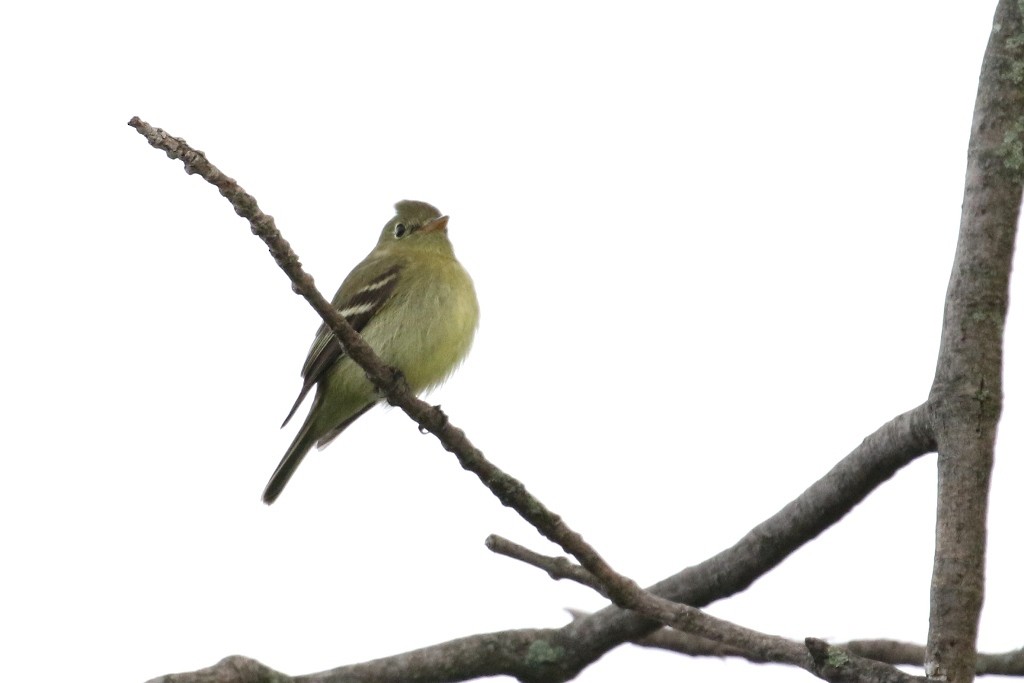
(262, 416, 321, 505)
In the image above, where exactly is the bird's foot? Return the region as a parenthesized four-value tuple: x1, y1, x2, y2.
(418, 405, 448, 434)
(378, 368, 406, 404)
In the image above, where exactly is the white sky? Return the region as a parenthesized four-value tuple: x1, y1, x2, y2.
(1, 3, 1019, 682)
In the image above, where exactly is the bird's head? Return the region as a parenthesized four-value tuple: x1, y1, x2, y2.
(376, 200, 453, 254)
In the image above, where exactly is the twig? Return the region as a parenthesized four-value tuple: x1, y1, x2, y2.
(486, 535, 607, 595)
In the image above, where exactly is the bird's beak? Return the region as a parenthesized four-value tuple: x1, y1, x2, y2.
(421, 215, 449, 234)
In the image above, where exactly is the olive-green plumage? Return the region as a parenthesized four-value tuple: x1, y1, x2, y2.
(262, 200, 478, 504)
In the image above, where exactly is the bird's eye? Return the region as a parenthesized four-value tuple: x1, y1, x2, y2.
(394, 223, 407, 238)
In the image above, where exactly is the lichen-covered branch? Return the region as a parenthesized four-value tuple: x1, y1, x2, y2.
(925, 1, 1024, 680)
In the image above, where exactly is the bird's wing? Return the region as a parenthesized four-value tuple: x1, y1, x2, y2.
(280, 261, 403, 427)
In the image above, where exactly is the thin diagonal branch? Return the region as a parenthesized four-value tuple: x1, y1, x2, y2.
(131, 120, 938, 682)
(128, 117, 616, 578)
(127, 115, 850, 681)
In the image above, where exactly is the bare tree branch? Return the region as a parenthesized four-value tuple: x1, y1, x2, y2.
(126, 118, 631, 595)
(147, 656, 275, 683)
(561, 404, 935, 662)
(925, 0, 1024, 680)
(848, 642, 1024, 677)
(130, 2, 1024, 677)
(125, 117, 866, 682)
(486, 535, 606, 595)
(302, 630, 563, 683)
(487, 531, 932, 682)
(978, 648, 1024, 677)
(131, 118, 939, 682)
(131, 0, 1024, 672)
(805, 639, 924, 683)
(609, 623, 1024, 677)
(146, 635, 1021, 683)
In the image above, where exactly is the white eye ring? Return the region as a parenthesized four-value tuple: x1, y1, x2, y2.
(394, 223, 408, 238)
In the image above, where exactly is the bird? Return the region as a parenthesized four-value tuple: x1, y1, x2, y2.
(262, 200, 479, 504)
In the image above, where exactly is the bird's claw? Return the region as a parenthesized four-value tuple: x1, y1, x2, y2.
(417, 405, 448, 434)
